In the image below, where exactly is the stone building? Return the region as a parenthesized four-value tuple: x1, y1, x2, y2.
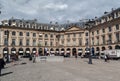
(0, 7, 120, 57)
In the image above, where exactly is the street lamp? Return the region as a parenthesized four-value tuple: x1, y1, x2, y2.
(85, 23, 92, 64)
(6, 30, 9, 63)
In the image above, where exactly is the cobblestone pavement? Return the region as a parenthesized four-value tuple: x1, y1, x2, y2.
(1, 58, 120, 81)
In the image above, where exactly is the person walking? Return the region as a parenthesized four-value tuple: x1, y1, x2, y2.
(75, 53, 77, 59)
(0, 54, 6, 76)
(104, 54, 109, 62)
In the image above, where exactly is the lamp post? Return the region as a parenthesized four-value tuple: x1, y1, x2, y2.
(85, 23, 92, 64)
(6, 30, 9, 63)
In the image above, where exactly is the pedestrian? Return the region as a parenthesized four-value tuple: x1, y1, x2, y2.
(0, 54, 6, 76)
(33, 54, 36, 63)
(104, 54, 108, 62)
(75, 53, 77, 59)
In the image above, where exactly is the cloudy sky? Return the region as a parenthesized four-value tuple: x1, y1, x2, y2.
(0, 0, 120, 24)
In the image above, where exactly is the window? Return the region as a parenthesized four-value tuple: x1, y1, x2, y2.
(86, 32, 88, 36)
(102, 36, 105, 44)
(73, 33, 76, 37)
(61, 41, 64, 45)
(33, 40, 36, 46)
(19, 39, 23, 46)
(67, 34, 70, 38)
(50, 42, 53, 46)
(4, 38, 8, 45)
(12, 39, 16, 46)
(102, 29, 105, 33)
(97, 37, 99, 45)
(27, 25, 29, 28)
(108, 26, 112, 32)
(26, 39, 29, 46)
(92, 32, 94, 35)
(26, 32, 29, 36)
(33, 33, 36, 37)
(116, 24, 119, 30)
(79, 33, 81, 37)
(4, 31, 7, 35)
(19, 32, 23, 36)
(79, 39, 82, 46)
(97, 30, 99, 34)
(45, 34, 48, 38)
(92, 38, 94, 45)
(61, 35, 64, 39)
(116, 33, 119, 42)
(50, 34, 53, 38)
(86, 38, 88, 45)
(108, 34, 112, 44)
(12, 31, 16, 36)
(45, 41, 47, 46)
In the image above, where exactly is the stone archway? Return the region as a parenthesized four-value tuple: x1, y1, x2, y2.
(115, 45, 120, 49)
(72, 48, 77, 56)
(38, 48, 43, 56)
(18, 48, 23, 55)
(108, 46, 112, 49)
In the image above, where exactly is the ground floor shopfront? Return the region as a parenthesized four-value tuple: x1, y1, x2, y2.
(2, 44, 120, 57)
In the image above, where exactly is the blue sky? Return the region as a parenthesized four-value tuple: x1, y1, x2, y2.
(0, 0, 120, 24)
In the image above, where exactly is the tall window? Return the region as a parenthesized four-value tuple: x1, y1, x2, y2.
(26, 32, 29, 36)
(97, 30, 99, 34)
(4, 31, 7, 35)
(116, 33, 119, 42)
(79, 39, 82, 46)
(67, 39, 70, 46)
(12, 31, 16, 36)
(116, 24, 119, 30)
(26, 39, 29, 46)
(33, 33, 36, 37)
(92, 38, 94, 45)
(92, 32, 94, 35)
(73, 39, 76, 46)
(4, 38, 8, 45)
(50, 34, 53, 38)
(33, 40, 36, 46)
(108, 34, 112, 43)
(86, 38, 88, 46)
(102, 29, 105, 33)
(50, 41, 53, 46)
(108, 26, 112, 32)
(61, 35, 64, 39)
(86, 32, 88, 36)
(45, 41, 47, 46)
(67, 34, 70, 38)
(19, 32, 23, 36)
(12, 39, 16, 46)
(19, 39, 23, 46)
(45, 34, 48, 38)
(97, 37, 99, 45)
(79, 33, 81, 37)
(102, 35, 105, 44)
(73, 33, 76, 37)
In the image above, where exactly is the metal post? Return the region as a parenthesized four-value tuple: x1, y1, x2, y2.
(88, 27, 92, 64)
(6, 30, 9, 63)
(85, 23, 92, 64)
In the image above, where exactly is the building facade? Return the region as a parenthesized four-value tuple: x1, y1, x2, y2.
(0, 8, 120, 57)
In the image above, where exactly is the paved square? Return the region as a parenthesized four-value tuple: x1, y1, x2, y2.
(1, 58, 120, 81)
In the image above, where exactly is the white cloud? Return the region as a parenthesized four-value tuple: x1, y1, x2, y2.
(0, 0, 120, 24)
(44, 3, 68, 11)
